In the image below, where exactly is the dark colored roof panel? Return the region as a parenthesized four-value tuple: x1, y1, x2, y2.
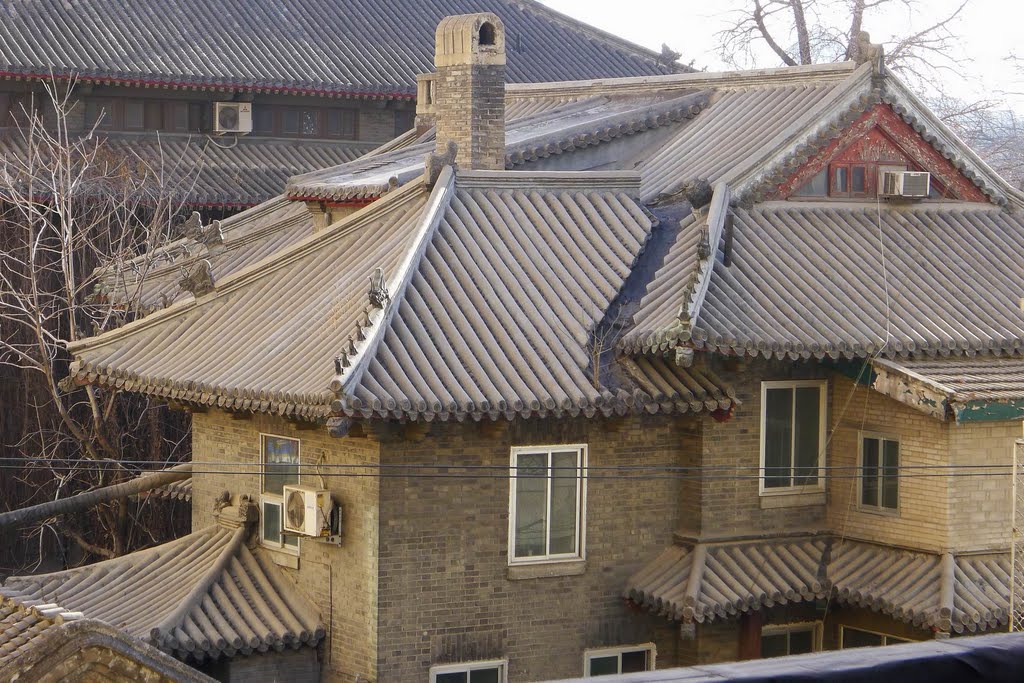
(0, 0, 675, 96)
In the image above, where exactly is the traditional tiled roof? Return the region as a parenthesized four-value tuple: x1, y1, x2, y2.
(289, 61, 1020, 208)
(0, 599, 213, 681)
(626, 537, 1010, 634)
(0, 597, 67, 664)
(0, 0, 677, 97)
(68, 170, 737, 422)
(624, 202, 1024, 360)
(625, 538, 829, 623)
(0, 524, 325, 662)
(98, 197, 314, 313)
(0, 132, 373, 209)
(871, 356, 1024, 421)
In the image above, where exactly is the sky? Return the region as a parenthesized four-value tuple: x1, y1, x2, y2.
(539, 0, 1024, 108)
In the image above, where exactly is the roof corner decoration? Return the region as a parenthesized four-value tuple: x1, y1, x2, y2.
(329, 165, 457, 412)
(178, 259, 215, 297)
(425, 141, 458, 187)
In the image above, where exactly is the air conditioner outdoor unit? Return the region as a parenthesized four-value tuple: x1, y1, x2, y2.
(214, 102, 252, 134)
(880, 171, 930, 198)
(282, 485, 334, 537)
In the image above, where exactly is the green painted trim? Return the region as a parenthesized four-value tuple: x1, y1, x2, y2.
(955, 399, 1024, 423)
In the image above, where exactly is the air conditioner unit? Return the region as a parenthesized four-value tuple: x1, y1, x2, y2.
(282, 485, 334, 537)
(214, 102, 252, 134)
(880, 171, 930, 198)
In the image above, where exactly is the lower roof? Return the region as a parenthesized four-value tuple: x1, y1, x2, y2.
(872, 355, 1024, 422)
(627, 536, 1009, 634)
(0, 132, 374, 208)
(0, 524, 324, 662)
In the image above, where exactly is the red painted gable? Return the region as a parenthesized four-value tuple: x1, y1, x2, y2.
(774, 103, 988, 202)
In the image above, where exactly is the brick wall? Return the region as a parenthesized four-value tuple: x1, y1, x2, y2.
(696, 358, 830, 539)
(826, 374, 953, 552)
(375, 415, 692, 681)
(947, 420, 1020, 551)
(191, 411, 380, 683)
(435, 62, 505, 171)
(357, 107, 396, 143)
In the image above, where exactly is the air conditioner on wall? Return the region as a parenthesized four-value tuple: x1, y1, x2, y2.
(214, 102, 253, 134)
(282, 485, 334, 537)
(879, 171, 930, 198)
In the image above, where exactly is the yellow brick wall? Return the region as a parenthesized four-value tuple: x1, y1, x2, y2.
(826, 375, 953, 552)
(947, 420, 1021, 551)
(191, 410, 380, 683)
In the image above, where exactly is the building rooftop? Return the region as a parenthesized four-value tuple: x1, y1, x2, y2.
(0, 0, 679, 97)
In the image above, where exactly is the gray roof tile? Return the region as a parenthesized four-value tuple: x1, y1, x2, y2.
(0, 525, 324, 662)
(0, 132, 373, 207)
(627, 537, 1009, 633)
(68, 171, 737, 421)
(0, 0, 676, 96)
(626, 203, 1024, 359)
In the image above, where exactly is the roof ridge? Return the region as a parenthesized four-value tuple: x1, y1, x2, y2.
(505, 61, 858, 100)
(330, 166, 457, 408)
(67, 178, 428, 356)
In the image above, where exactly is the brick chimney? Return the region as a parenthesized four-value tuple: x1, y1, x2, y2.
(428, 13, 506, 171)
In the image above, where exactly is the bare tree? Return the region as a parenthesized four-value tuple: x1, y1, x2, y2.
(0, 80, 194, 566)
(718, 0, 969, 84)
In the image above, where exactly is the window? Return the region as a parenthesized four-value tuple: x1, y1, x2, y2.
(860, 433, 899, 511)
(283, 107, 320, 136)
(85, 99, 116, 130)
(584, 645, 655, 676)
(252, 106, 274, 134)
(123, 100, 145, 130)
(509, 444, 586, 563)
(430, 660, 506, 683)
(327, 108, 357, 139)
(839, 627, 911, 648)
(829, 163, 868, 198)
(760, 381, 827, 492)
(761, 623, 821, 658)
(261, 434, 300, 552)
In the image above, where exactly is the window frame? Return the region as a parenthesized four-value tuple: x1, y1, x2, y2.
(759, 380, 828, 495)
(260, 432, 301, 555)
(583, 643, 656, 676)
(858, 431, 900, 514)
(507, 444, 587, 566)
(429, 659, 508, 683)
(829, 162, 870, 198)
(760, 621, 822, 658)
(839, 626, 913, 648)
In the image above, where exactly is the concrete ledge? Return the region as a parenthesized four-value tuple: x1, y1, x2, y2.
(507, 560, 586, 580)
(760, 491, 826, 509)
(267, 550, 300, 570)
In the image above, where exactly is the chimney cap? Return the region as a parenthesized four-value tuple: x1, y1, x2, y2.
(435, 12, 506, 68)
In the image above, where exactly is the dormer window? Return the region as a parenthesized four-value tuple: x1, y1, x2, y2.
(792, 161, 923, 199)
